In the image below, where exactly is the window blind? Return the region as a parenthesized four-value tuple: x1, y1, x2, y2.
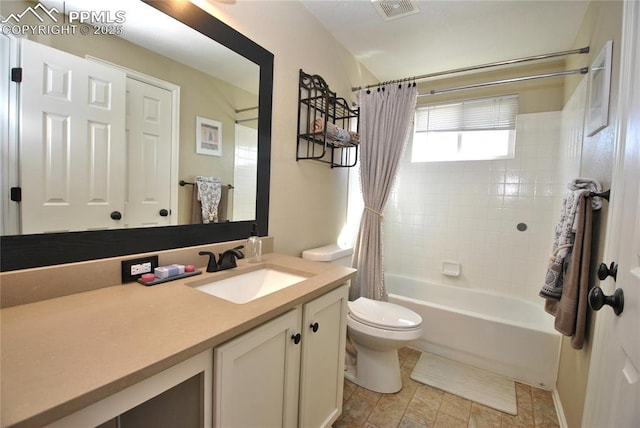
(415, 95, 518, 132)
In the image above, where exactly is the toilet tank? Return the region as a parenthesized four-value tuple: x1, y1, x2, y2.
(302, 244, 353, 267)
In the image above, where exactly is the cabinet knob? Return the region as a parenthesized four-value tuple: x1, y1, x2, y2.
(110, 211, 122, 220)
(310, 322, 319, 333)
(159, 209, 169, 217)
(291, 333, 301, 344)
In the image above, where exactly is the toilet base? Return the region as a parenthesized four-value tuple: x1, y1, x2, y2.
(345, 346, 402, 393)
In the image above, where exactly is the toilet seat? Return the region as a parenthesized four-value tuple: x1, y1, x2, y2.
(348, 297, 422, 331)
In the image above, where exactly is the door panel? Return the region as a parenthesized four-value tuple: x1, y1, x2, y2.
(584, 3, 640, 426)
(214, 309, 301, 428)
(299, 285, 348, 428)
(125, 77, 173, 228)
(20, 39, 126, 233)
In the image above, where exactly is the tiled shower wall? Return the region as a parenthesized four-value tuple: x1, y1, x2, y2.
(383, 112, 562, 302)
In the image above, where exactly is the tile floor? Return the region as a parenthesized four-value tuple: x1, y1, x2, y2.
(333, 348, 560, 428)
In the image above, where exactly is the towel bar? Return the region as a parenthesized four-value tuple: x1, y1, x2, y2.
(588, 189, 610, 201)
(179, 180, 234, 189)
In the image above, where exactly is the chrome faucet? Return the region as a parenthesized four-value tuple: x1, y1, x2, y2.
(198, 251, 219, 272)
(218, 246, 245, 270)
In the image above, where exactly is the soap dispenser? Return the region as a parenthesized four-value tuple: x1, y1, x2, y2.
(246, 223, 262, 263)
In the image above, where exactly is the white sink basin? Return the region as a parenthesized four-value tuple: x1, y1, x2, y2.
(192, 268, 308, 304)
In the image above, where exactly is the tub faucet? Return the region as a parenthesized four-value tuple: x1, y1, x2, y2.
(218, 246, 245, 270)
(198, 251, 219, 272)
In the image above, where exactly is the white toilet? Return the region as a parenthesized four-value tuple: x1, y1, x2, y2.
(302, 244, 423, 394)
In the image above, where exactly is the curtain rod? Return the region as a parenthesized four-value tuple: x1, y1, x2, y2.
(235, 106, 258, 113)
(236, 117, 258, 123)
(420, 67, 589, 96)
(352, 46, 590, 92)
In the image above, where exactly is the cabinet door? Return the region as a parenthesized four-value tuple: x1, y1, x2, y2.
(214, 309, 301, 428)
(299, 284, 348, 428)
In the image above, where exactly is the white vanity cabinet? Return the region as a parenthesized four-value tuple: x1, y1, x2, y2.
(47, 349, 212, 428)
(213, 284, 348, 428)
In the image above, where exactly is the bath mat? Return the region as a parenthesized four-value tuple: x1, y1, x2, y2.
(410, 352, 517, 415)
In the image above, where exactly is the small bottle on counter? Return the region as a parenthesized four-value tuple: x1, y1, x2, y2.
(246, 223, 262, 263)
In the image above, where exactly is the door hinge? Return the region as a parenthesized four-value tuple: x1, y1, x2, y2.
(11, 67, 22, 83)
(10, 187, 21, 202)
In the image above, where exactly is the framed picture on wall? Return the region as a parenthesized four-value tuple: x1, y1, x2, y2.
(586, 40, 613, 137)
(196, 116, 222, 156)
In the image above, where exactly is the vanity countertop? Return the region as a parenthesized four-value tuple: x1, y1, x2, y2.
(0, 253, 356, 428)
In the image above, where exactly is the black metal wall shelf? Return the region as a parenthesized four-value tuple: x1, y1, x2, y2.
(296, 69, 359, 168)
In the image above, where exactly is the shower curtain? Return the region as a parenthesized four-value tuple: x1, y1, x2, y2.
(351, 84, 417, 301)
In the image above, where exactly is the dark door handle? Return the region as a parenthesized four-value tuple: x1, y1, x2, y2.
(291, 333, 301, 344)
(310, 322, 319, 333)
(597, 262, 618, 281)
(159, 209, 169, 217)
(110, 211, 122, 220)
(588, 286, 624, 316)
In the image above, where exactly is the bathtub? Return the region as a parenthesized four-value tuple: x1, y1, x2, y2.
(386, 274, 561, 390)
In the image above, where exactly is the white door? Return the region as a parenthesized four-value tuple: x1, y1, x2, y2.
(583, 2, 640, 426)
(19, 39, 126, 233)
(299, 284, 348, 428)
(125, 77, 173, 228)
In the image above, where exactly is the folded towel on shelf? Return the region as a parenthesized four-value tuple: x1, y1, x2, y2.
(349, 131, 360, 144)
(195, 176, 222, 223)
(540, 177, 602, 349)
(312, 118, 359, 145)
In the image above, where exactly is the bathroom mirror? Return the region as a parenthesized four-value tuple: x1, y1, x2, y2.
(0, 0, 273, 271)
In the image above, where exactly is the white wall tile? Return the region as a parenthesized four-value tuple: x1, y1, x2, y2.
(384, 111, 563, 302)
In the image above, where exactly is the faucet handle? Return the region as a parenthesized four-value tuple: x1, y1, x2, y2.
(198, 251, 219, 272)
(218, 246, 245, 270)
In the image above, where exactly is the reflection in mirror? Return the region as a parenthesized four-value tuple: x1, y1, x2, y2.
(0, 0, 273, 270)
(1, 0, 259, 235)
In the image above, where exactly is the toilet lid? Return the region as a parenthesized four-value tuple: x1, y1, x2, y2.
(348, 297, 422, 330)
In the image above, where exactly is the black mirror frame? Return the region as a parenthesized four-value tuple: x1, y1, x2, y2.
(0, 1, 273, 271)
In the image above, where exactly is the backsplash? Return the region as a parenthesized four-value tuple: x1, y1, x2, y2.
(384, 112, 562, 302)
(0, 237, 273, 308)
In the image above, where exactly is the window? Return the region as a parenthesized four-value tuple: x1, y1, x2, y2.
(412, 95, 518, 162)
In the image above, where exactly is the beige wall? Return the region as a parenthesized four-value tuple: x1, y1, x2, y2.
(196, 1, 377, 257)
(556, 2, 623, 428)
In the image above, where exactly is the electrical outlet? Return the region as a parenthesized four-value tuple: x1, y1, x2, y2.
(131, 262, 152, 275)
(121, 256, 159, 283)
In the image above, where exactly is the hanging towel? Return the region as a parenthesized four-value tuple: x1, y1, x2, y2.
(195, 176, 222, 223)
(540, 178, 601, 349)
(568, 177, 603, 210)
(190, 181, 230, 224)
(217, 185, 230, 222)
(190, 184, 201, 224)
(540, 178, 602, 300)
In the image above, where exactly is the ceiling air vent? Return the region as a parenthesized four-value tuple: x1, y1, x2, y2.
(372, 0, 420, 22)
